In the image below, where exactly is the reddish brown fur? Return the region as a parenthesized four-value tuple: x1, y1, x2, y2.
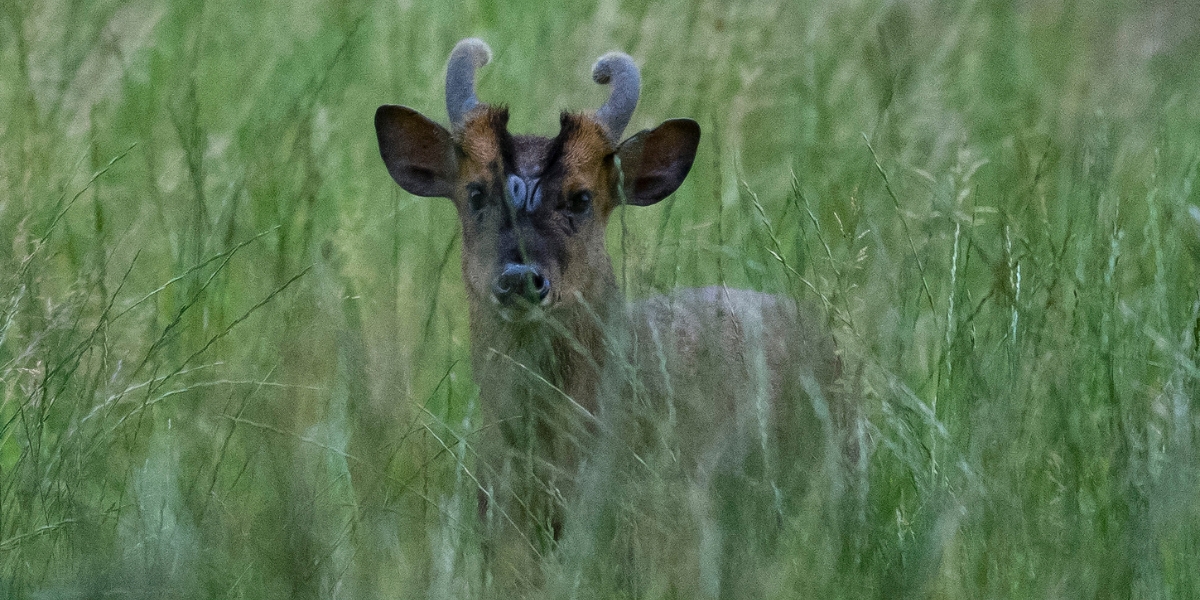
(556, 116, 620, 215)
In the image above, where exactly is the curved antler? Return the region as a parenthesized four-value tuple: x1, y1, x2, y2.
(446, 38, 492, 130)
(591, 52, 641, 142)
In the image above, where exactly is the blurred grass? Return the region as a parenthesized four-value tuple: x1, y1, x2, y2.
(3, 0, 1200, 597)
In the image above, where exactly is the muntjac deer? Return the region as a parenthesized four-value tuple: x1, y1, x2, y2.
(375, 38, 844, 590)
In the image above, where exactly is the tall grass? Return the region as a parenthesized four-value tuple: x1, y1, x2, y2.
(3, 0, 1200, 597)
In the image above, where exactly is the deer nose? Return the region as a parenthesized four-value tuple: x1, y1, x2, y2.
(492, 264, 550, 306)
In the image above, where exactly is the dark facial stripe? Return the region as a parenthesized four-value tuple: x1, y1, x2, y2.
(486, 107, 518, 178)
(541, 112, 581, 184)
(482, 106, 546, 213)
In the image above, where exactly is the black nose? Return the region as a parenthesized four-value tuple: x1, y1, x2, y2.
(492, 264, 550, 306)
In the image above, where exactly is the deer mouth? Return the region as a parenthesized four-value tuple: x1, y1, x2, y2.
(491, 295, 553, 324)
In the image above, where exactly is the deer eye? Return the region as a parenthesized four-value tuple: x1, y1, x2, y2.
(565, 190, 592, 215)
(467, 183, 488, 212)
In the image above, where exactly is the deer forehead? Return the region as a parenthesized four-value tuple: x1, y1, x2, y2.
(457, 109, 614, 203)
(457, 107, 510, 170)
(557, 116, 613, 172)
(557, 118, 615, 198)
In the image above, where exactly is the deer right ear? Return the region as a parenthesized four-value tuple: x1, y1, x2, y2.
(375, 105, 458, 198)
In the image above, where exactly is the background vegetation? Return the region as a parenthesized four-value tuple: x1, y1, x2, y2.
(3, 0, 1200, 597)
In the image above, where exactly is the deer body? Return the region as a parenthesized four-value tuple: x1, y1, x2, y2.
(375, 39, 842, 588)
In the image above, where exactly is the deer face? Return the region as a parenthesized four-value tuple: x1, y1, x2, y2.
(375, 39, 700, 323)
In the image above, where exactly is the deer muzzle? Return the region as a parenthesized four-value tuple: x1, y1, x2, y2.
(492, 263, 551, 309)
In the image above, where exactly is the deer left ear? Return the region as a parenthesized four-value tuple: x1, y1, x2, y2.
(616, 118, 701, 206)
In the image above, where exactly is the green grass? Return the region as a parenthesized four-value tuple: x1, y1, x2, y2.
(4, 0, 1200, 597)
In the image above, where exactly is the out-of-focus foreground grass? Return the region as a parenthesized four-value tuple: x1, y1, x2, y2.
(3, 0, 1200, 597)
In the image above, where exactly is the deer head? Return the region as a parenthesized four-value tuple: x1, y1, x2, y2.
(375, 39, 700, 325)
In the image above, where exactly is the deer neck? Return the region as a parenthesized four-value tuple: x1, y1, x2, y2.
(467, 277, 625, 418)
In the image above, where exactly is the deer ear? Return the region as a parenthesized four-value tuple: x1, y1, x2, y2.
(375, 105, 458, 198)
(616, 118, 701, 206)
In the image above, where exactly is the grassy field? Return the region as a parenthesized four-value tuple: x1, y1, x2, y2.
(4, 0, 1200, 597)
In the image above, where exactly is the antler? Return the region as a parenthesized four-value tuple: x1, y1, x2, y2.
(446, 38, 492, 130)
(592, 52, 640, 142)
